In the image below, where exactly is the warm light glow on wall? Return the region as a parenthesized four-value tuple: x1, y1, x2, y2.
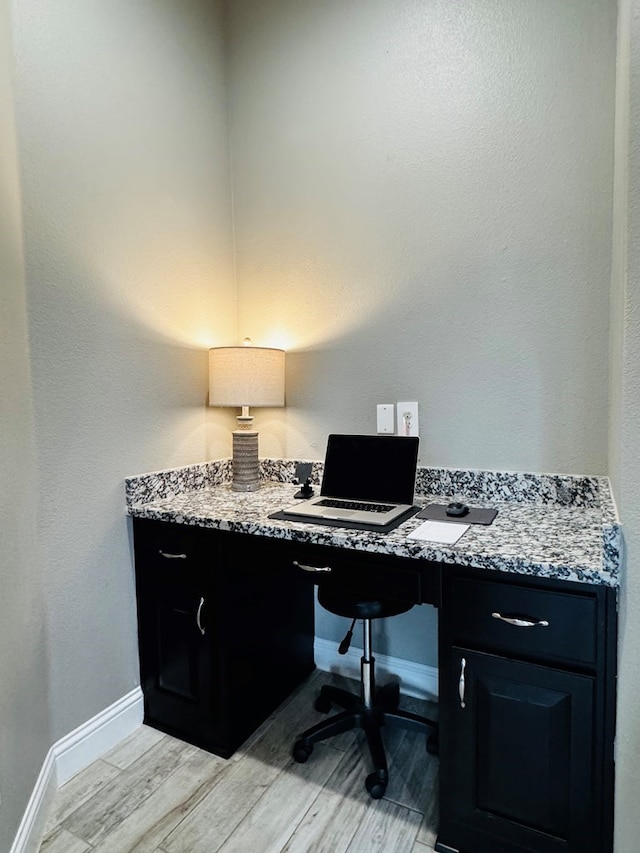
(257, 328, 296, 351)
(237, 256, 392, 351)
(96, 236, 237, 349)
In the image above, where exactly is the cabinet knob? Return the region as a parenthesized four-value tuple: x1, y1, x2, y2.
(492, 612, 549, 628)
(159, 550, 187, 559)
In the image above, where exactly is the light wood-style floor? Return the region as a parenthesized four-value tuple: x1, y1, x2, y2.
(38, 671, 439, 853)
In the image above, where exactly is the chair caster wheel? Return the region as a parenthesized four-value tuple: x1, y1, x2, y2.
(293, 740, 313, 763)
(314, 692, 332, 713)
(426, 733, 439, 756)
(365, 773, 387, 799)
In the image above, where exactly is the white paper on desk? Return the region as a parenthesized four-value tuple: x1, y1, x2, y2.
(407, 520, 470, 545)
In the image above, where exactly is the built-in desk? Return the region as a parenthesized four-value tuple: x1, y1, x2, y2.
(126, 460, 620, 853)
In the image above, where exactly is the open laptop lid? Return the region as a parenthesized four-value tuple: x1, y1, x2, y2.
(281, 434, 419, 526)
(320, 433, 418, 503)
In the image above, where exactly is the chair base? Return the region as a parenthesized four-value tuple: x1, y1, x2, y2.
(293, 681, 438, 799)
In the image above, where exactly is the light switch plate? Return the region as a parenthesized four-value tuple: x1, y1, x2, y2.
(397, 402, 419, 437)
(376, 404, 395, 434)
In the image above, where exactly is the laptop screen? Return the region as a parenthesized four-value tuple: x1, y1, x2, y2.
(320, 434, 419, 505)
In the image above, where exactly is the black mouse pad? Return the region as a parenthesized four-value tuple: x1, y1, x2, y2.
(416, 503, 498, 525)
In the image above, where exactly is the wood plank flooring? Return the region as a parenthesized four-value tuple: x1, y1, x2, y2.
(39, 671, 439, 853)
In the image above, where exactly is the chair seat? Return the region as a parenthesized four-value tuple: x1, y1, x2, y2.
(318, 586, 414, 620)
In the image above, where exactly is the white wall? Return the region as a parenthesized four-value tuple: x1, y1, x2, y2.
(227, 0, 616, 476)
(610, 1, 640, 849)
(9, 0, 236, 745)
(0, 2, 51, 848)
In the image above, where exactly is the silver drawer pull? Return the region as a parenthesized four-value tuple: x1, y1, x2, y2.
(459, 657, 466, 708)
(492, 612, 549, 628)
(159, 550, 187, 559)
(196, 597, 206, 635)
(293, 560, 332, 573)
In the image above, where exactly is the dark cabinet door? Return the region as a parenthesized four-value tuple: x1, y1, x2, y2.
(137, 572, 222, 750)
(439, 648, 596, 853)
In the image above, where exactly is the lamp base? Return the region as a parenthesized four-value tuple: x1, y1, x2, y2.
(232, 429, 260, 492)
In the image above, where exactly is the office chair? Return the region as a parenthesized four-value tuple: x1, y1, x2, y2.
(292, 586, 438, 799)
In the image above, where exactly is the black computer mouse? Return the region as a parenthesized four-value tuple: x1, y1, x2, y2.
(446, 501, 469, 517)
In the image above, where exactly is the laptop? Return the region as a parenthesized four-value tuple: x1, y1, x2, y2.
(282, 434, 419, 526)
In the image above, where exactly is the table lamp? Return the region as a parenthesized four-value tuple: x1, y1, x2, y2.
(208, 339, 285, 492)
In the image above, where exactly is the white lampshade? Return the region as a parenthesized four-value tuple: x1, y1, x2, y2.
(208, 345, 285, 408)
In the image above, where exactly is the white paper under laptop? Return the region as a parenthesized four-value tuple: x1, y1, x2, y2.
(282, 434, 419, 526)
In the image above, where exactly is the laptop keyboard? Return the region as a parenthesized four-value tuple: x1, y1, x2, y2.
(318, 498, 395, 513)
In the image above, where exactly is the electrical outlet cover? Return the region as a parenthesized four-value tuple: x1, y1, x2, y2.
(397, 402, 419, 437)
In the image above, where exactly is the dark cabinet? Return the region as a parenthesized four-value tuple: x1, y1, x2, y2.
(133, 518, 315, 758)
(132, 514, 617, 852)
(437, 569, 616, 853)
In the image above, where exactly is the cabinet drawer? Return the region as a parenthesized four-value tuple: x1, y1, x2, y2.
(449, 575, 598, 667)
(292, 548, 422, 604)
(133, 519, 215, 579)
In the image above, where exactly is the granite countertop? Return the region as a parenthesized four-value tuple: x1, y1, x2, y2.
(125, 459, 622, 588)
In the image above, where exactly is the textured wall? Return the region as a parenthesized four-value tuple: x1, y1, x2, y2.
(228, 0, 616, 476)
(0, 2, 51, 848)
(611, 1, 640, 849)
(10, 0, 236, 743)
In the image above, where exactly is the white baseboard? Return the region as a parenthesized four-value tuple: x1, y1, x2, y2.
(8, 750, 57, 853)
(53, 686, 143, 786)
(314, 637, 439, 701)
(10, 687, 144, 853)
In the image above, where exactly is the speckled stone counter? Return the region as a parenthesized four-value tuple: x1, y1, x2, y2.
(125, 459, 621, 588)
